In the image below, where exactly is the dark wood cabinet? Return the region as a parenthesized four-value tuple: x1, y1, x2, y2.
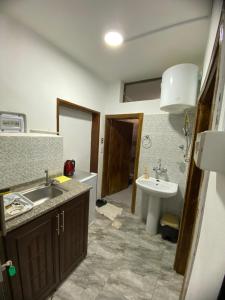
(5, 209, 59, 300)
(59, 192, 89, 281)
(5, 191, 89, 300)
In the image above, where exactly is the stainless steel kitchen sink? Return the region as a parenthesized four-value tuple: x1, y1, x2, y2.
(21, 185, 65, 206)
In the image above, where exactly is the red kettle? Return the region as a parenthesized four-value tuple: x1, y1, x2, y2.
(64, 160, 75, 176)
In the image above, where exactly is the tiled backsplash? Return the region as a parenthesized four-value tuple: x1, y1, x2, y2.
(0, 133, 63, 189)
(136, 113, 195, 219)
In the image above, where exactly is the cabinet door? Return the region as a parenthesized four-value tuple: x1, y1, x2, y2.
(5, 209, 60, 300)
(0, 236, 12, 300)
(59, 191, 89, 281)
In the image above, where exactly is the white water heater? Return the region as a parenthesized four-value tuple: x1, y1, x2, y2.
(160, 64, 199, 113)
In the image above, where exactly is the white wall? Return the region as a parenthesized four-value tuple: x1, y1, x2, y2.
(59, 106, 92, 172)
(185, 1, 225, 299)
(0, 13, 108, 197)
(0, 14, 107, 131)
(201, 0, 223, 86)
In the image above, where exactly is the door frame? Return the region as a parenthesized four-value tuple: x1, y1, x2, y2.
(56, 98, 100, 173)
(101, 113, 143, 214)
(179, 5, 225, 298)
(174, 5, 223, 276)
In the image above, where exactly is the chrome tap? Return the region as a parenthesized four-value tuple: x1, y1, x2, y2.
(44, 169, 56, 186)
(153, 159, 167, 175)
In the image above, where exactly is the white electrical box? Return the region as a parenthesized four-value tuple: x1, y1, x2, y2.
(0, 112, 26, 132)
(194, 131, 225, 173)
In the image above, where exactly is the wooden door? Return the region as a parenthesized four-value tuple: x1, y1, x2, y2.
(5, 209, 59, 300)
(59, 192, 89, 281)
(107, 120, 133, 194)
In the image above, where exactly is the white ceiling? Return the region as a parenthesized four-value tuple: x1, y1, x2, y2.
(1, 0, 212, 82)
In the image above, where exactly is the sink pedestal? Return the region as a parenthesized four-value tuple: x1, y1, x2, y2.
(136, 176, 178, 236)
(145, 193, 161, 235)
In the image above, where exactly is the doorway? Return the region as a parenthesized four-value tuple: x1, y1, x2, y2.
(102, 113, 143, 213)
(174, 10, 222, 277)
(59, 105, 92, 172)
(56, 98, 100, 173)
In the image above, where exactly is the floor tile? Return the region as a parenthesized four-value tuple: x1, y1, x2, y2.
(51, 187, 183, 300)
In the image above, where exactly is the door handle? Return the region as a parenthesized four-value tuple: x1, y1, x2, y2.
(56, 214, 60, 236)
(60, 211, 64, 233)
(0, 260, 16, 281)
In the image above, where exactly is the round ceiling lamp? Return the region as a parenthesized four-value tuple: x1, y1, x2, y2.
(104, 31, 124, 47)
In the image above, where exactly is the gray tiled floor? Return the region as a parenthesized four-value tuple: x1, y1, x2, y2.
(51, 188, 183, 300)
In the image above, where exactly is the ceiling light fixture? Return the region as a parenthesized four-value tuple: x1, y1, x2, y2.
(104, 31, 124, 47)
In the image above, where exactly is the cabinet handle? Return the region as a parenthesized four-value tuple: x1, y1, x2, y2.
(56, 214, 60, 236)
(61, 211, 65, 232)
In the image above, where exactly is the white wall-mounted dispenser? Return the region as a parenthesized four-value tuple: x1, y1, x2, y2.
(160, 64, 199, 114)
(194, 131, 225, 173)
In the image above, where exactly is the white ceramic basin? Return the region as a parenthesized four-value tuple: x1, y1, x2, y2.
(136, 176, 178, 198)
(136, 176, 178, 235)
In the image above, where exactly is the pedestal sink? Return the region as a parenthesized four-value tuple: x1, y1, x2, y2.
(136, 176, 178, 235)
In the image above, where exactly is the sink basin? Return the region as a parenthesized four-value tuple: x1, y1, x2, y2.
(21, 185, 64, 206)
(136, 176, 178, 198)
(136, 176, 178, 235)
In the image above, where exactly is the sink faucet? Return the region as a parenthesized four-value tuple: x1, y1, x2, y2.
(153, 159, 167, 176)
(44, 169, 56, 186)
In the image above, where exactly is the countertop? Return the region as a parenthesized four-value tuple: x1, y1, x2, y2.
(72, 169, 97, 182)
(5, 179, 91, 234)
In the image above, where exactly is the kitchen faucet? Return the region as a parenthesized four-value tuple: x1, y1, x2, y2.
(44, 169, 56, 186)
(153, 159, 167, 175)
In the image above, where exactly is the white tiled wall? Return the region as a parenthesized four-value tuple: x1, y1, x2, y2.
(136, 113, 195, 219)
(0, 134, 63, 189)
